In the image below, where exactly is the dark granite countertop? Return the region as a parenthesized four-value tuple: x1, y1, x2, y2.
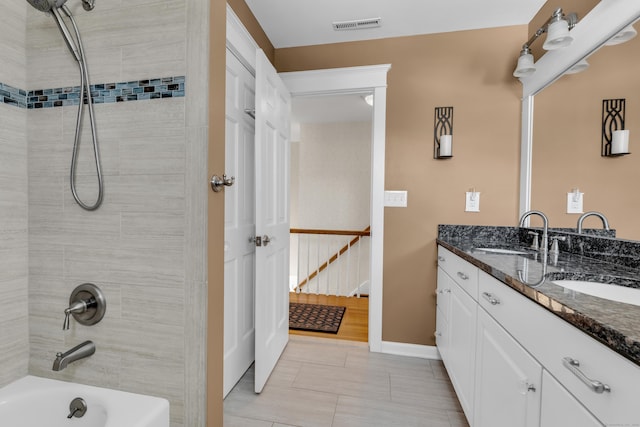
(437, 225, 640, 367)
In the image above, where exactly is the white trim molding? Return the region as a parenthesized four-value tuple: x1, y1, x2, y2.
(226, 5, 258, 75)
(380, 341, 441, 360)
(280, 64, 391, 354)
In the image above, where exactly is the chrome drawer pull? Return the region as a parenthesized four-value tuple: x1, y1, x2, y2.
(562, 357, 611, 394)
(482, 292, 500, 305)
(438, 256, 445, 262)
(436, 288, 451, 295)
(457, 272, 469, 280)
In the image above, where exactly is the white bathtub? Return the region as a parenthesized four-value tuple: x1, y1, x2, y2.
(0, 376, 169, 427)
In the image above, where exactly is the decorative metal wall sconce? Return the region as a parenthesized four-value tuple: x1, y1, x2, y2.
(602, 98, 630, 157)
(434, 106, 454, 159)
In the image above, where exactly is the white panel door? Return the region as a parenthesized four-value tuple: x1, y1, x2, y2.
(223, 48, 256, 397)
(254, 49, 291, 393)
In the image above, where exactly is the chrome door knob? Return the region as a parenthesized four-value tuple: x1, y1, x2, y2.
(210, 174, 235, 192)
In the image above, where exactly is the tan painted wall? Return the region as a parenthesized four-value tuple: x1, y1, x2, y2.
(227, 0, 275, 63)
(531, 30, 640, 240)
(275, 27, 526, 345)
(208, 0, 226, 426)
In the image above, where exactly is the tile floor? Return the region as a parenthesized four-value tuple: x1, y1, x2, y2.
(224, 336, 470, 427)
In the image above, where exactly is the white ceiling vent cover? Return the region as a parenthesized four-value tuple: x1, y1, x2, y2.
(332, 17, 381, 31)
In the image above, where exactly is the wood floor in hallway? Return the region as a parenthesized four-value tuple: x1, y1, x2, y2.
(289, 292, 368, 342)
(223, 336, 469, 427)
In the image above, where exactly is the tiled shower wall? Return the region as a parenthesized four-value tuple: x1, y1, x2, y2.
(0, 1, 29, 388)
(1, 1, 208, 426)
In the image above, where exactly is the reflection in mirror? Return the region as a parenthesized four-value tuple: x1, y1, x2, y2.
(531, 19, 640, 240)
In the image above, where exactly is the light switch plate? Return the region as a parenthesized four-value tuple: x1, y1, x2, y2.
(384, 190, 408, 207)
(465, 192, 480, 212)
(567, 192, 584, 214)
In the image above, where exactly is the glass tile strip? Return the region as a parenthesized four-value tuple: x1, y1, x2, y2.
(0, 76, 186, 109)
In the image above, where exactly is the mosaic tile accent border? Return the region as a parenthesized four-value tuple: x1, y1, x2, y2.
(0, 76, 185, 109)
(0, 82, 28, 108)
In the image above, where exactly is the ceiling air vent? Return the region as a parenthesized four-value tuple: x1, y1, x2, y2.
(332, 17, 381, 31)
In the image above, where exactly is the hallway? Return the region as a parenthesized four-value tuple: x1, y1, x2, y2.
(223, 336, 468, 427)
(289, 293, 368, 342)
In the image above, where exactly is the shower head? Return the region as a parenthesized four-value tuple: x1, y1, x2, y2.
(81, 0, 95, 11)
(26, 0, 67, 13)
(27, 0, 82, 63)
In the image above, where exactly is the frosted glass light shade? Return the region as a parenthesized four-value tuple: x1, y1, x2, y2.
(543, 19, 573, 50)
(513, 53, 536, 78)
(605, 25, 637, 46)
(565, 59, 589, 75)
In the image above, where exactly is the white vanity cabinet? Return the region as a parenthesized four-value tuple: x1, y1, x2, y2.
(474, 309, 541, 427)
(540, 371, 603, 427)
(435, 245, 640, 427)
(436, 247, 478, 421)
(478, 269, 640, 426)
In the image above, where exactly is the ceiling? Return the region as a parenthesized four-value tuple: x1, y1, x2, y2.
(244, 0, 546, 49)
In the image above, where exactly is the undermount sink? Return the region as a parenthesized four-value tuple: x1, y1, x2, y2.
(552, 280, 640, 306)
(474, 247, 529, 255)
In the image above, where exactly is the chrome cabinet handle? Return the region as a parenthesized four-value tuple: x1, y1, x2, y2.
(211, 174, 235, 192)
(437, 289, 451, 295)
(562, 357, 611, 394)
(457, 272, 469, 280)
(438, 256, 445, 262)
(482, 292, 500, 305)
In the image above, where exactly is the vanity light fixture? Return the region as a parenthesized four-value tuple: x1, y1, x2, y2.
(513, 7, 578, 78)
(434, 106, 454, 159)
(601, 98, 630, 157)
(605, 24, 637, 46)
(565, 58, 589, 75)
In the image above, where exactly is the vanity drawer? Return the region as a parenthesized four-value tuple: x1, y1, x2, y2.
(478, 271, 640, 425)
(437, 246, 478, 301)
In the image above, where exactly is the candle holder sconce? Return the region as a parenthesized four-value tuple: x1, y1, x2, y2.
(434, 106, 454, 159)
(602, 98, 629, 157)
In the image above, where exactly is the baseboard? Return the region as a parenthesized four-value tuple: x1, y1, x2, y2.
(379, 341, 441, 360)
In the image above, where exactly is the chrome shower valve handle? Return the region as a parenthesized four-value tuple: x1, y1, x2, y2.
(62, 283, 106, 330)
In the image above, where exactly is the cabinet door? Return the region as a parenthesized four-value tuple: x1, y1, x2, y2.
(446, 278, 477, 420)
(474, 309, 541, 427)
(541, 371, 603, 427)
(435, 267, 453, 360)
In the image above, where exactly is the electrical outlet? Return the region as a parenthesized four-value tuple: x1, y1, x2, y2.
(567, 191, 584, 214)
(465, 192, 480, 212)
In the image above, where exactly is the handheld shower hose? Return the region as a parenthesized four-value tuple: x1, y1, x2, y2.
(28, 0, 103, 210)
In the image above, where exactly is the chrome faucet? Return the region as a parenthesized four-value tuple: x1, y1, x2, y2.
(519, 210, 549, 253)
(53, 340, 95, 371)
(577, 211, 610, 234)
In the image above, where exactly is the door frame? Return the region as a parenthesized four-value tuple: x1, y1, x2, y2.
(226, 5, 389, 352)
(279, 68, 389, 352)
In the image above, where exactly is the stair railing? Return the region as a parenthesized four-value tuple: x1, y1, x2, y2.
(290, 226, 370, 297)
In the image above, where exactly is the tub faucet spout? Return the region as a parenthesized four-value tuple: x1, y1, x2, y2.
(53, 340, 95, 371)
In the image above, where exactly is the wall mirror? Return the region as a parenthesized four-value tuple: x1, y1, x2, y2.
(519, 1, 640, 240)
